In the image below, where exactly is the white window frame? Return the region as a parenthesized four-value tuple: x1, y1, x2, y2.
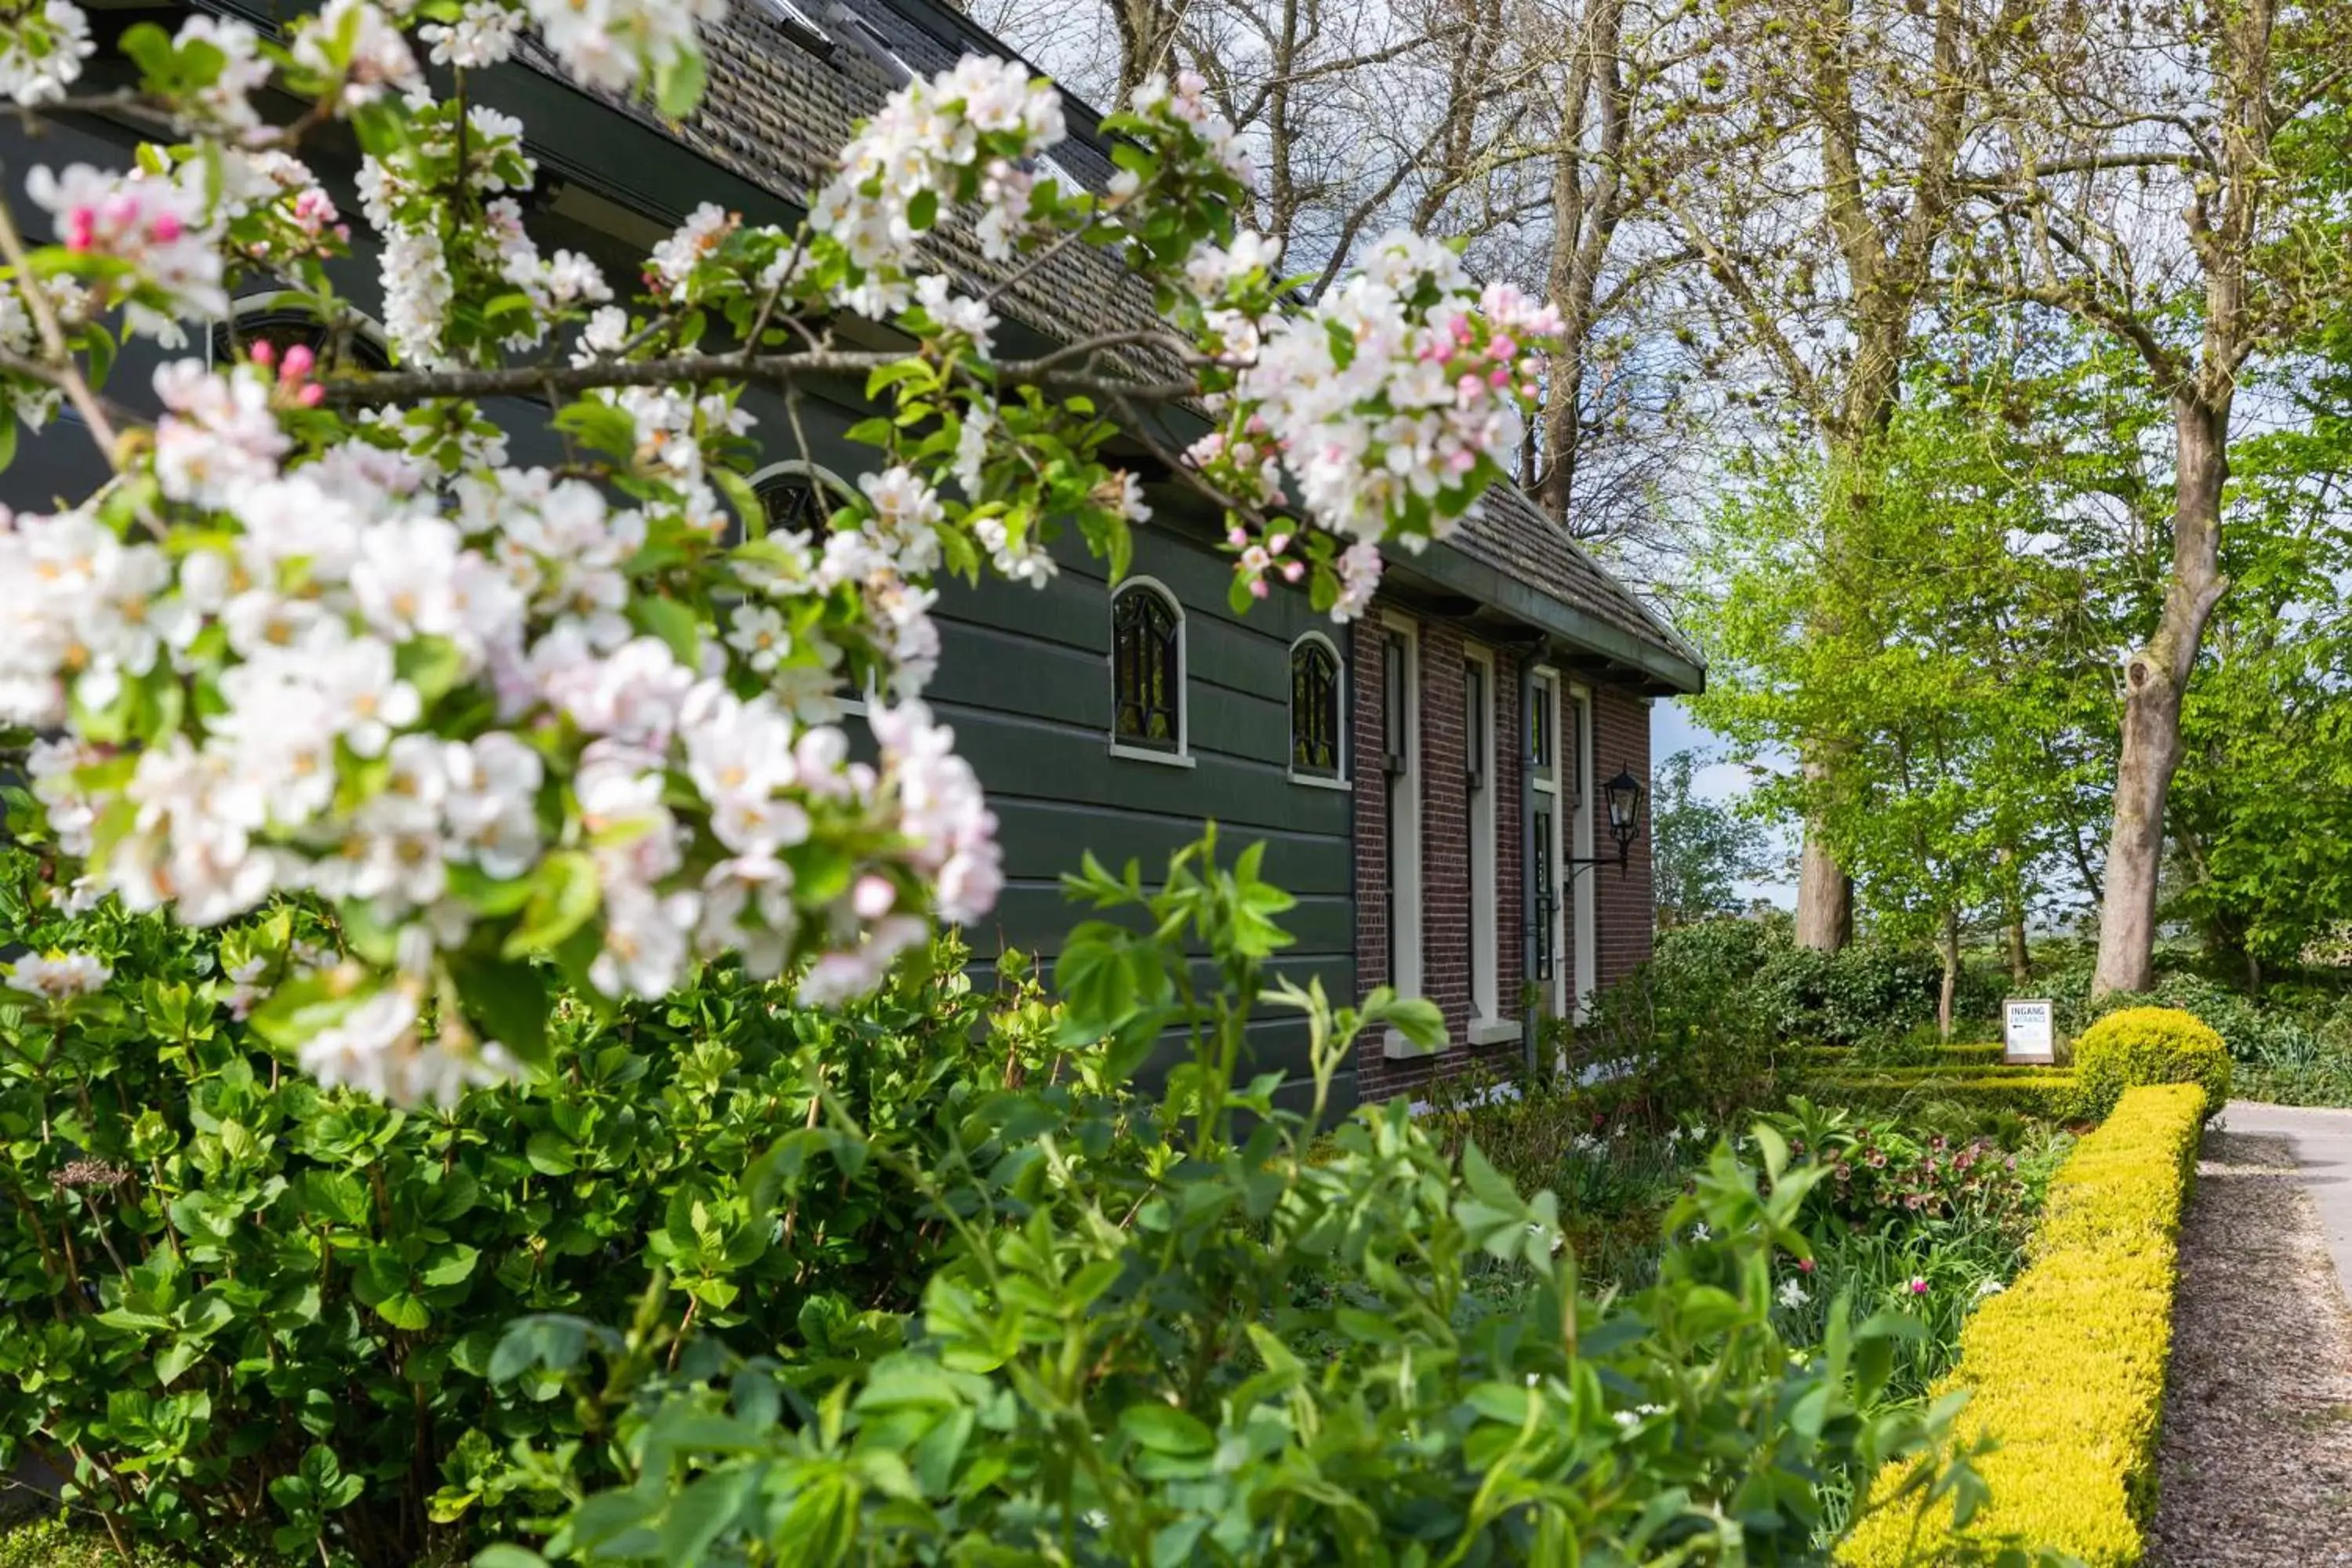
(1464, 646, 1515, 1045)
(1568, 681, 1599, 1022)
(1380, 612, 1426, 1058)
(1106, 575, 1195, 768)
(748, 459, 866, 714)
(1285, 630, 1349, 791)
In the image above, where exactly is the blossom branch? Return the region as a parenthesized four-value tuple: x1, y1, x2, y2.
(314, 341, 1201, 408)
(0, 183, 122, 467)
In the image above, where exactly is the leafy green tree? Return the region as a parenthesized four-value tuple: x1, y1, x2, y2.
(1650, 750, 1773, 927)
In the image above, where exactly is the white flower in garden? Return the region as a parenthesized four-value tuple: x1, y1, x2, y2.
(1689, 1222, 1710, 1243)
(913, 273, 998, 355)
(591, 882, 700, 1000)
(1777, 1278, 1810, 1310)
(0, 0, 94, 104)
(420, 0, 521, 67)
(650, 202, 734, 299)
(310, 634, 423, 759)
(858, 466, 946, 575)
(4, 951, 110, 1000)
(153, 361, 292, 508)
(1975, 1279, 2006, 1300)
(725, 603, 792, 673)
(1331, 540, 1383, 622)
(441, 731, 543, 879)
(288, 0, 421, 111)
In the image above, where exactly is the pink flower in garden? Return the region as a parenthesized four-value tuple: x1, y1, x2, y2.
(1907, 1277, 1929, 1296)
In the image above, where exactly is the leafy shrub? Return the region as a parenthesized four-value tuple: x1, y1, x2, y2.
(0, 848, 1112, 1566)
(1839, 1084, 2206, 1567)
(1759, 940, 1942, 1048)
(1566, 920, 1795, 1124)
(2071, 1007, 2231, 1120)
(476, 837, 1992, 1565)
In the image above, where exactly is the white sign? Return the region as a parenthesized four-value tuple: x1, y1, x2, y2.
(2004, 999, 2056, 1064)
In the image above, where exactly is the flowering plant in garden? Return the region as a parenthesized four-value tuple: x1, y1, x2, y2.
(0, 0, 1561, 1100)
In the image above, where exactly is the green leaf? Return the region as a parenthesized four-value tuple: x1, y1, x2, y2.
(1117, 1403, 1214, 1456)
(655, 45, 707, 119)
(503, 851, 601, 959)
(248, 971, 373, 1051)
(454, 954, 550, 1066)
(629, 596, 702, 666)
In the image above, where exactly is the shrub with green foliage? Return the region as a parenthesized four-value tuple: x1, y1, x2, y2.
(467, 835, 2006, 1565)
(0, 848, 1114, 1566)
(2071, 1007, 2231, 1120)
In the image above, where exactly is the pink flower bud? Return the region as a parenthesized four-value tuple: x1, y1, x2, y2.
(1268, 532, 1290, 554)
(1227, 525, 1248, 549)
(297, 383, 325, 407)
(1797, 1257, 1814, 1273)
(1907, 1277, 1929, 1295)
(852, 874, 896, 920)
(1491, 335, 1517, 359)
(249, 340, 275, 368)
(100, 192, 140, 227)
(64, 208, 96, 252)
(1457, 374, 1484, 403)
(148, 212, 183, 244)
(1488, 365, 1512, 388)
(1280, 560, 1304, 583)
(1248, 578, 1269, 599)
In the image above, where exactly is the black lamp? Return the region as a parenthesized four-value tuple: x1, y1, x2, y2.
(1560, 764, 1646, 878)
(1602, 766, 1646, 860)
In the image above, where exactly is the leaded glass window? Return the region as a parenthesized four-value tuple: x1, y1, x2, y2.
(1111, 583, 1181, 750)
(1290, 638, 1341, 777)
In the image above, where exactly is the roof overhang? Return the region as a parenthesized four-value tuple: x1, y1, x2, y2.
(1380, 540, 1705, 698)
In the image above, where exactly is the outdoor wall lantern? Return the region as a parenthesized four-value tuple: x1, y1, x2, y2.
(1563, 764, 1647, 879)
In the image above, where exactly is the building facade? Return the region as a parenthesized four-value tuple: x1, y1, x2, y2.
(3, 0, 1702, 1118)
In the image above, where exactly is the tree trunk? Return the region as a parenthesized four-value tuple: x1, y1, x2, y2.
(1795, 753, 1853, 951)
(2006, 915, 2030, 986)
(2090, 392, 2230, 999)
(1937, 907, 1960, 1043)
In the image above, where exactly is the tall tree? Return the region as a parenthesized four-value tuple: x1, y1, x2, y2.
(1649, 0, 2023, 952)
(1954, 0, 2352, 996)
(1650, 750, 1774, 927)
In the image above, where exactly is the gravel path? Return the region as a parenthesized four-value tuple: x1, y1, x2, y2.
(2147, 1131, 2352, 1566)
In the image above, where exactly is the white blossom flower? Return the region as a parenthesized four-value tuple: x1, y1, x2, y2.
(4, 950, 110, 999)
(0, 0, 93, 103)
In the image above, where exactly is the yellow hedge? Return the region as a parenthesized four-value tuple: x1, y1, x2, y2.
(2073, 1007, 2230, 1122)
(1839, 1082, 2205, 1567)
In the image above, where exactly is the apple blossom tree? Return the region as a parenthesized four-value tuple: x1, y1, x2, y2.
(0, 0, 1560, 1101)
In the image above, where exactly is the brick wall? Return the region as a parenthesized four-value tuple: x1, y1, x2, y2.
(1352, 599, 1542, 1103)
(1591, 684, 1655, 993)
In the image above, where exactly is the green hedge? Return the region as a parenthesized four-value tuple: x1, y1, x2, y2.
(1804, 1073, 2082, 1120)
(1801, 1041, 2007, 1067)
(1840, 1083, 2206, 1566)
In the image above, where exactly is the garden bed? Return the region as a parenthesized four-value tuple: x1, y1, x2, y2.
(1840, 1083, 2208, 1566)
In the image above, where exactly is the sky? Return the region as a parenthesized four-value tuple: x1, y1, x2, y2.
(1653, 699, 1798, 909)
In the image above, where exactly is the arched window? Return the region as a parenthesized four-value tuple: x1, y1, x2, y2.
(1289, 633, 1344, 781)
(212, 301, 391, 375)
(1109, 579, 1185, 758)
(739, 460, 851, 549)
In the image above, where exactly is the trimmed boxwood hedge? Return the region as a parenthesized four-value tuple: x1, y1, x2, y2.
(1803, 1073, 2082, 1120)
(1839, 1082, 2206, 1566)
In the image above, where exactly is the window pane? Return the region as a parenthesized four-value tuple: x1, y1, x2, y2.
(1112, 586, 1180, 750)
(1290, 641, 1340, 777)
